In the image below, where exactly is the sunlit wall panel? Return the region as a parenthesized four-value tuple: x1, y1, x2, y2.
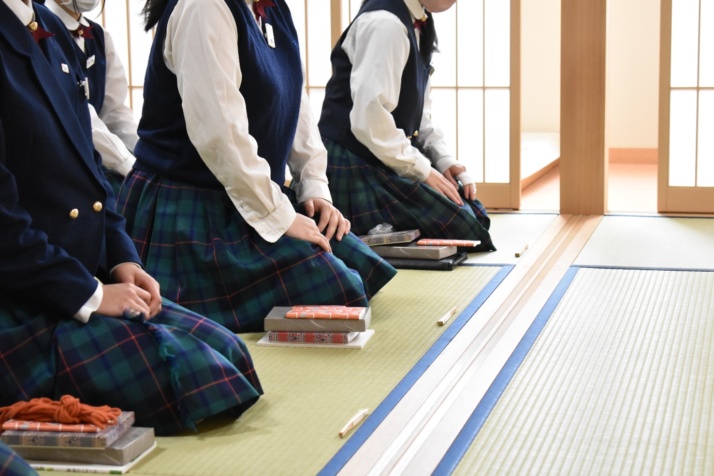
(700, 0, 714, 87)
(456, 0, 483, 87)
(484, 89, 510, 182)
(438, 2, 511, 184)
(88, 1, 148, 113)
(669, 0, 714, 188)
(307, 87, 326, 124)
(131, 90, 143, 123)
(429, 88, 457, 162)
(484, 0, 510, 87)
(431, 7, 456, 88)
(669, 90, 697, 186)
(670, 0, 699, 88)
(456, 89, 485, 183)
(97, 2, 128, 79)
(120, 2, 148, 89)
(340, 0, 362, 30)
(287, 0, 307, 67)
(697, 90, 714, 186)
(305, 1, 332, 87)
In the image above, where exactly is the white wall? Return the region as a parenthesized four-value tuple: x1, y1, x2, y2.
(606, 0, 660, 149)
(521, 0, 660, 149)
(521, 0, 561, 133)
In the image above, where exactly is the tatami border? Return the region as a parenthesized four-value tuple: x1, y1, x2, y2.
(319, 266, 513, 476)
(432, 266, 580, 475)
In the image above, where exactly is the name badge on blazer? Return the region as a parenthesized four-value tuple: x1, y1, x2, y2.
(264, 22, 276, 48)
(79, 78, 90, 100)
(87, 55, 96, 69)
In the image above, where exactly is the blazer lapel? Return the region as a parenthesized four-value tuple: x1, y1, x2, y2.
(0, 4, 97, 171)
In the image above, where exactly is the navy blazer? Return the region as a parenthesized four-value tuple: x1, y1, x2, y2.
(0, 2, 140, 317)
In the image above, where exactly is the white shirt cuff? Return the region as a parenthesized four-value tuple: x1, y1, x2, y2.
(238, 194, 297, 243)
(292, 178, 332, 204)
(73, 278, 103, 323)
(456, 171, 475, 188)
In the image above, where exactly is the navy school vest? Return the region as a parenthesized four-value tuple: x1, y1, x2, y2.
(318, 0, 435, 162)
(134, 0, 302, 188)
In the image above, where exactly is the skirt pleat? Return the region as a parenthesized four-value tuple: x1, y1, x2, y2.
(0, 441, 36, 476)
(117, 170, 396, 333)
(0, 297, 262, 436)
(325, 139, 496, 251)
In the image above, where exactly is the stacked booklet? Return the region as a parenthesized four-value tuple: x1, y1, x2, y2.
(258, 305, 374, 349)
(360, 229, 477, 270)
(359, 228, 421, 246)
(0, 411, 156, 474)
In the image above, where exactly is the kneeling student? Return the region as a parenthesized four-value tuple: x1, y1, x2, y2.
(0, 0, 262, 435)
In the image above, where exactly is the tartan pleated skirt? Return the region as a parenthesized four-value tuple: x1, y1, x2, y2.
(117, 170, 396, 333)
(0, 297, 262, 436)
(324, 139, 496, 252)
(0, 442, 35, 476)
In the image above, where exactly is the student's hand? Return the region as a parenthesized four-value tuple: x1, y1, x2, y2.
(110, 263, 163, 318)
(302, 198, 351, 242)
(460, 182, 476, 201)
(286, 213, 332, 253)
(97, 282, 153, 319)
(444, 165, 477, 201)
(443, 164, 467, 187)
(425, 170, 463, 206)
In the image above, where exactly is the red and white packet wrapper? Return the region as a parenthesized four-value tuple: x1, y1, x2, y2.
(416, 238, 481, 247)
(285, 305, 366, 319)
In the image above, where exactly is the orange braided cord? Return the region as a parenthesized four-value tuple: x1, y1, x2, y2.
(0, 395, 122, 429)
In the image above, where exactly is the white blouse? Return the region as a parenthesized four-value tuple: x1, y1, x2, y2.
(163, 0, 331, 243)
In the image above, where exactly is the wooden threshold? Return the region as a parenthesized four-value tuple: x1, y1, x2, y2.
(521, 158, 560, 189)
(608, 147, 657, 164)
(338, 214, 602, 475)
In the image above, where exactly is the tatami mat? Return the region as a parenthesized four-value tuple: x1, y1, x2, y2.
(63, 265, 503, 476)
(34, 214, 713, 475)
(441, 267, 714, 475)
(575, 215, 714, 269)
(467, 212, 558, 265)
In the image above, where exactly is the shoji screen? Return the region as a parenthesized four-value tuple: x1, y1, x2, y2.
(83, 1, 518, 209)
(659, 0, 714, 212)
(85, 1, 148, 120)
(668, 0, 714, 187)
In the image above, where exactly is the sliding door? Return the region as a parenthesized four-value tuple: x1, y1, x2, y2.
(423, 1, 521, 210)
(659, 0, 714, 213)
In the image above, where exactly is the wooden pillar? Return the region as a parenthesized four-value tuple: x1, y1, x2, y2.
(330, 0, 342, 47)
(560, 0, 607, 214)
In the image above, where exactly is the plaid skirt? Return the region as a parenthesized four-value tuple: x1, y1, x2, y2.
(117, 170, 396, 333)
(324, 139, 496, 252)
(0, 442, 36, 476)
(0, 296, 262, 436)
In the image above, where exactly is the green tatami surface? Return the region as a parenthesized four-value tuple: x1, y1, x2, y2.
(36, 264, 501, 476)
